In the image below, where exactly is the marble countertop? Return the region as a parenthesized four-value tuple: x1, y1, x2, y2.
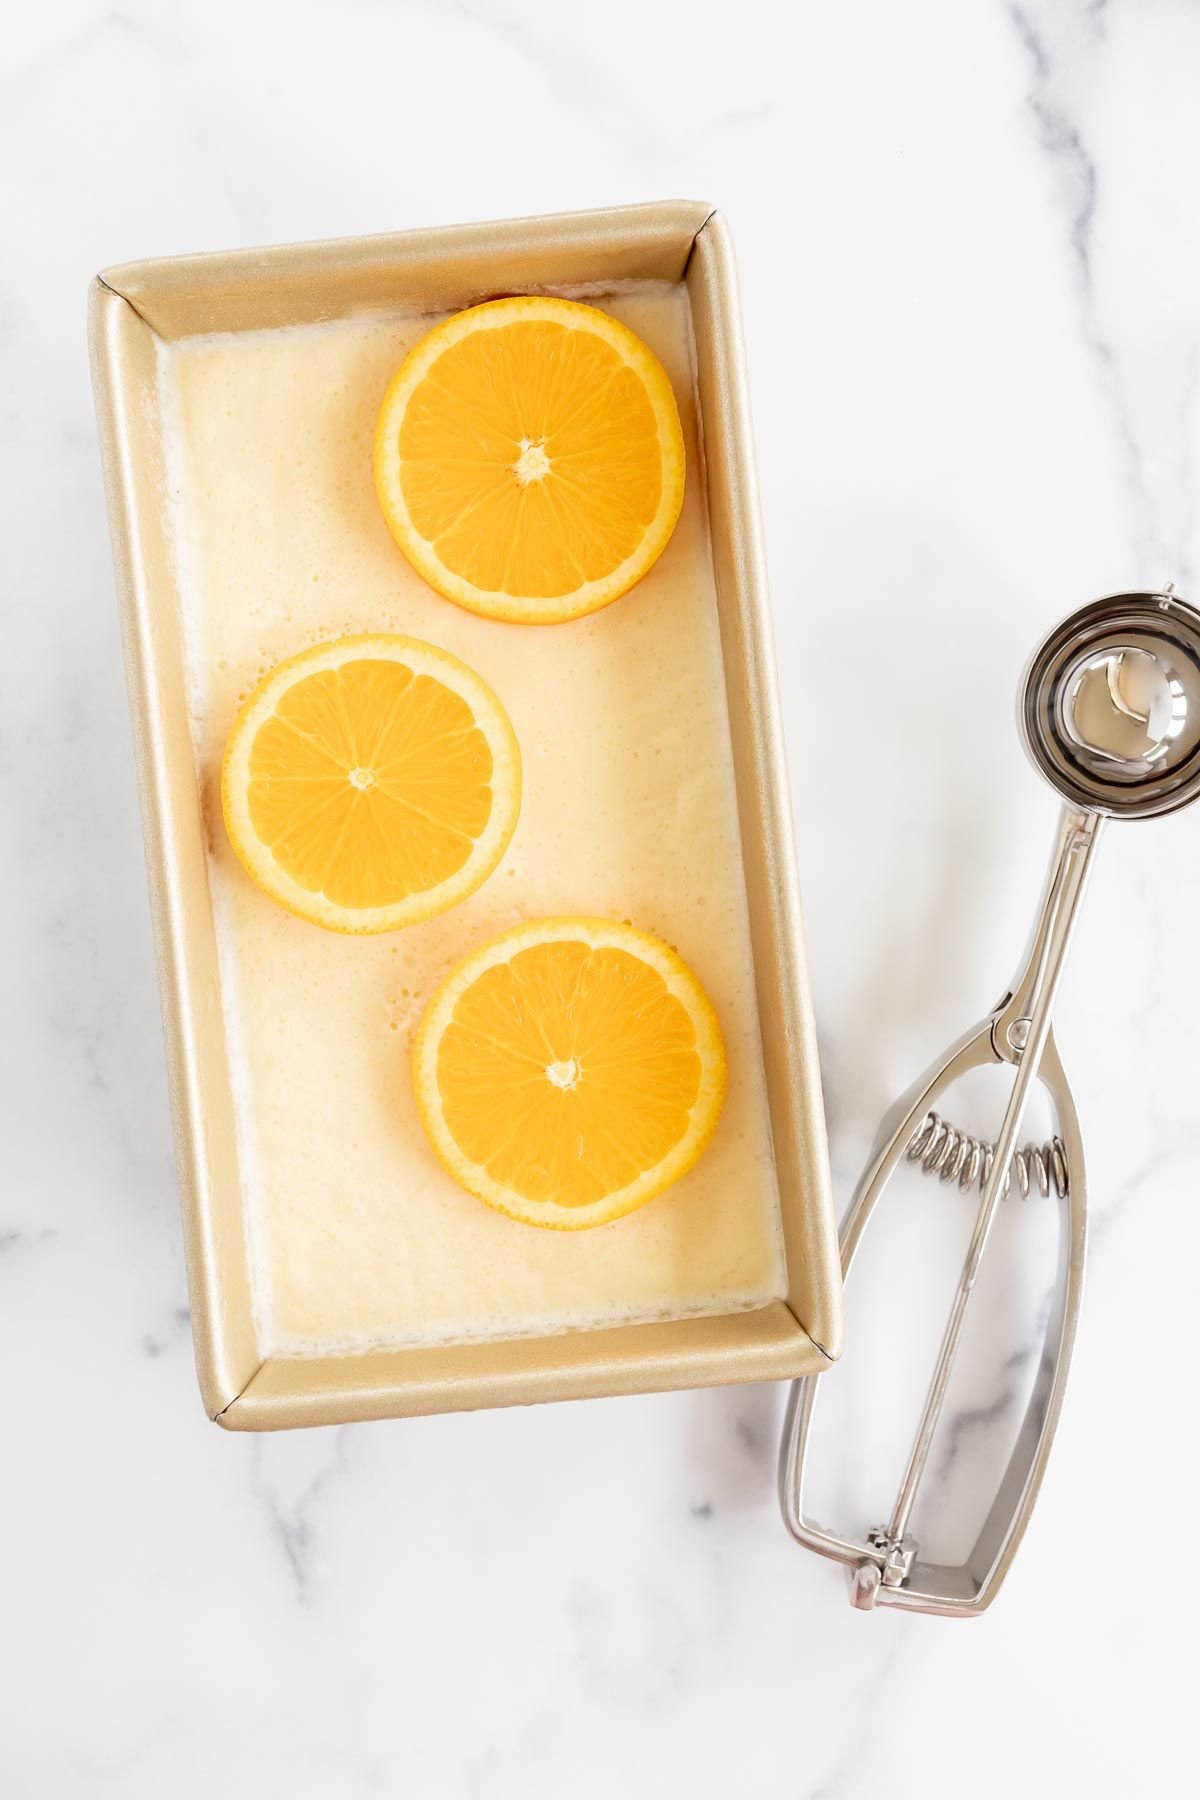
(5, 1, 1199, 1793)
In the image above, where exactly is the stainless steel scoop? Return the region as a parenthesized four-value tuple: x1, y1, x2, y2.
(780, 587, 1200, 1616)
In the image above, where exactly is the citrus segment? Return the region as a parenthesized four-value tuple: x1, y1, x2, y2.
(374, 298, 685, 623)
(413, 919, 727, 1229)
(221, 636, 520, 932)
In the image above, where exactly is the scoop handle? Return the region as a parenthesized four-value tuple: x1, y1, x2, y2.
(780, 806, 1100, 1613)
(884, 805, 1103, 1547)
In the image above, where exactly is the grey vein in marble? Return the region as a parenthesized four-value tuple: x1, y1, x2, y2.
(249, 1429, 353, 1605)
(0, 1226, 57, 1257)
(140, 1303, 191, 1359)
(1008, 0, 1200, 584)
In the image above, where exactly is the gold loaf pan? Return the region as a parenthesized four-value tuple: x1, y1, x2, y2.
(89, 200, 842, 1430)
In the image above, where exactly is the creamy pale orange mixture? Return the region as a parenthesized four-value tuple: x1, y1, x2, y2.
(160, 282, 785, 1353)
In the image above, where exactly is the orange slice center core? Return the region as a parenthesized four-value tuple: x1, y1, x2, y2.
(513, 438, 552, 484)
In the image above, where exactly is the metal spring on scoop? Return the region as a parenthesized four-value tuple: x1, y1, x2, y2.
(907, 1110, 1069, 1199)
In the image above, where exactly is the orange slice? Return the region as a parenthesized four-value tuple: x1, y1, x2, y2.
(221, 636, 520, 933)
(413, 918, 727, 1229)
(373, 297, 686, 624)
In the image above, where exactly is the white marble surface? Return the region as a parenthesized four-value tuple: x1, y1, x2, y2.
(4, 1, 1200, 1792)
